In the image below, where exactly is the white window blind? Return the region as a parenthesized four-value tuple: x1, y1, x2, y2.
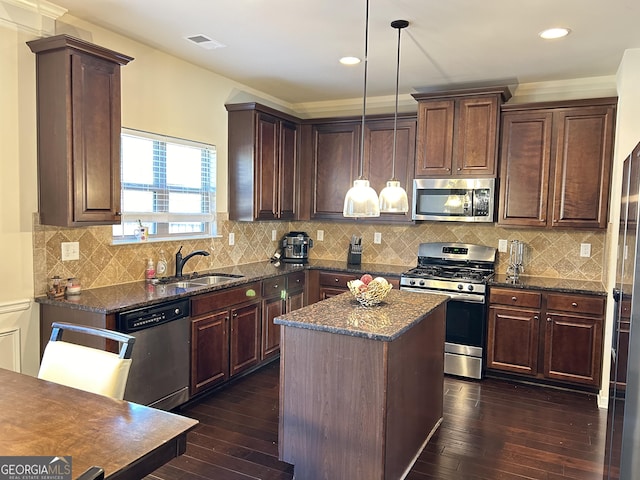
(113, 128, 217, 242)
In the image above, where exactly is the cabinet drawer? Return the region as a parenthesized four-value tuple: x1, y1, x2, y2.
(288, 271, 306, 290)
(262, 276, 286, 296)
(546, 293, 605, 316)
(319, 271, 359, 288)
(192, 281, 261, 317)
(489, 288, 541, 308)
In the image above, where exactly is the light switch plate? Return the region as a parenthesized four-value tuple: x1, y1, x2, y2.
(498, 239, 508, 253)
(317, 230, 324, 241)
(61, 242, 79, 261)
(580, 243, 591, 257)
(229, 233, 235, 246)
(374, 232, 382, 244)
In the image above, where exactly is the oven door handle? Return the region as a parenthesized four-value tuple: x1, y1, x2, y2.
(400, 286, 485, 304)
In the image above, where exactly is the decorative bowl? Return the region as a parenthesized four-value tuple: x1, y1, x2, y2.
(347, 278, 392, 307)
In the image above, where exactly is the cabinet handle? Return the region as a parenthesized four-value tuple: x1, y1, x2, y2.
(273, 284, 279, 289)
(457, 167, 462, 171)
(511, 296, 518, 302)
(571, 302, 578, 307)
(446, 168, 451, 171)
(534, 316, 539, 321)
(233, 313, 238, 318)
(547, 317, 552, 323)
(334, 278, 340, 283)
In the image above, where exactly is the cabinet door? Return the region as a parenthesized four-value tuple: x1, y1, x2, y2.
(363, 118, 416, 223)
(551, 106, 615, 228)
(287, 289, 305, 312)
(255, 113, 279, 220)
(414, 100, 455, 177)
(261, 295, 284, 361)
(191, 311, 228, 395)
(230, 302, 261, 377)
(311, 122, 360, 219)
(544, 313, 603, 386)
(487, 306, 540, 375)
(454, 96, 499, 176)
(498, 111, 553, 227)
(278, 120, 298, 220)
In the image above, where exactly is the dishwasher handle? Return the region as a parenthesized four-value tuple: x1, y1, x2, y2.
(117, 298, 190, 333)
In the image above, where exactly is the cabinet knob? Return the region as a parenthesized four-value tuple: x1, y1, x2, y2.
(446, 168, 451, 171)
(534, 316, 539, 321)
(233, 313, 238, 318)
(334, 278, 340, 283)
(457, 167, 462, 171)
(571, 302, 578, 307)
(273, 284, 279, 289)
(547, 317, 552, 323)
(511, 296, 517, 302)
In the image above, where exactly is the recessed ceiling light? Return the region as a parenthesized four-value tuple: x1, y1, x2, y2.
(340, 56, 361, 65)
(539, 27, 571, 40)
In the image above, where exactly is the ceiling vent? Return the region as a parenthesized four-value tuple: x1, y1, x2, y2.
(185, 34, 226, 50)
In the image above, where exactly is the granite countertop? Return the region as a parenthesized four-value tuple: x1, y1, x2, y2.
(490, 274, 607, 296)
(274, 289, 449, 341)
(34, 260, 413, 314)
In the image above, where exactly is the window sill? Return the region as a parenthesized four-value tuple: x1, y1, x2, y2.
(112, 233, 223, 246)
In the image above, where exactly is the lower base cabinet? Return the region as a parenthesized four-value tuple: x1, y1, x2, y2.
(487, 287, 605, 388)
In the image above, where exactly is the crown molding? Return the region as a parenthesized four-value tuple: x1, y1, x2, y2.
(0, 0, 66, 36)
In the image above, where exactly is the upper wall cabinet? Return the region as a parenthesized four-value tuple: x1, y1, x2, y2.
(27, 35, 133, 227)
(306, 114, 416, 223)
(226, 103, 301, 221)
(412, 87, 511, 178)
(498, 98, 616, 229)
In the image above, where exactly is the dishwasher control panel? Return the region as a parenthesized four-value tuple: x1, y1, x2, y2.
(117, 298, 190, 333)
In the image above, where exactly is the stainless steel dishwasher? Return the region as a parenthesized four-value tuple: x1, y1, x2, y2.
(116, 298, 190, 410)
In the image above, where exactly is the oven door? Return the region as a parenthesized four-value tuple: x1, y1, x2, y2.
(401, 286, 487, 379)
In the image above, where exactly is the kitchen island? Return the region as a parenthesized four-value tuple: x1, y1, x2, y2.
(275, 289, 448, 480)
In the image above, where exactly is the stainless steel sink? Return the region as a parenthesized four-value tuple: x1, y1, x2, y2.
(167, 274, 243, 289)
(189, 275, 243, 286)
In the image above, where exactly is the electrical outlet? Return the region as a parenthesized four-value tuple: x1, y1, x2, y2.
(229, 233, 235, 246)
(271, 229, 277, 241)
(580, 243, 591, 257)
(498, 239, 508, 253)
(374, 232, 382, 244)
(61, 242, 79, 261)
(317, 230, 324, 241)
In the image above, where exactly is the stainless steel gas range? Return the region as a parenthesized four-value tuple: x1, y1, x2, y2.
(401, 242, 496, 379)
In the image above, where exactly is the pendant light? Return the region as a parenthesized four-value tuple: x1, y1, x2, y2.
(343, 0, 380, 218)
(378, 19, 409, 213)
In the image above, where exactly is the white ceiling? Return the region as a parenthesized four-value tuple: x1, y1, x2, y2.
(50, 0, 640, 105)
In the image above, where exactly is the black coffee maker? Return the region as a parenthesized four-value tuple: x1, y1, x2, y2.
(281, 232, 313, 263)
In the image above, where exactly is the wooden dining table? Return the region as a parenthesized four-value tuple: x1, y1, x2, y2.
(0, 368, 198, 479)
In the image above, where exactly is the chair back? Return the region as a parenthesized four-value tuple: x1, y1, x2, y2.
(38, 322, 135, 400)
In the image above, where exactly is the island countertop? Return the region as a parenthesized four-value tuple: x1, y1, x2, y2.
(274, 289, 449, 341)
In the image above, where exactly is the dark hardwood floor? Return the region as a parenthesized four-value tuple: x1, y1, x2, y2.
(147, 361, 608, 480)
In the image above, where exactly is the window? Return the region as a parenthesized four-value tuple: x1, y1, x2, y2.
(113, 129, 217, 242)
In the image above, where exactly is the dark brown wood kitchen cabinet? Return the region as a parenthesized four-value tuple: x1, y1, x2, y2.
(487, 286, 605, 389)
(308, 115, 416, 222)
(412, 87, 511, 178)
(190, 282, 261, 396)
(498, 98, 616, 229)
(27, 35, 132, 227)
(261, 271, 306, 361)
(226, 103, 300, 221)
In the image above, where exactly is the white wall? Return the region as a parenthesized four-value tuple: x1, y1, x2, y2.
(599, 48, 640, 407)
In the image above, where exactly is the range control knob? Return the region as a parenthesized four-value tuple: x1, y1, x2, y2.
(467, 285, 474, 292)
(419, 280, 425, 286)
(457, 284, 464, 290)
(409, 279, 416, 285)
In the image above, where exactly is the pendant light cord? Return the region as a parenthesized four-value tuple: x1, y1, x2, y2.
(358, 0, 370, 180)
(391, 20, 408, 181)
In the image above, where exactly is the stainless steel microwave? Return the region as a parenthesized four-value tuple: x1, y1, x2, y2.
(412, 178, 495, 222)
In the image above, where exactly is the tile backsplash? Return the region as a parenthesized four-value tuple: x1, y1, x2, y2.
(33, 213, 607, 295)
